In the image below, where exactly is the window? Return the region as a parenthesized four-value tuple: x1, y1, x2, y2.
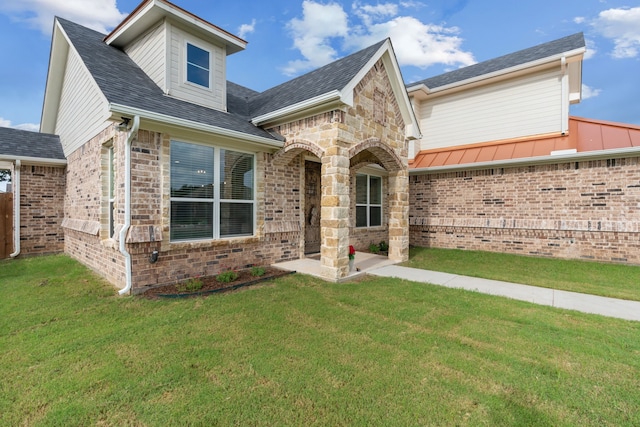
(186, 42, 210, 88)
(170, 141, 254, 241)
(108, 146, 115, 238)
(356, 174, 382, 227)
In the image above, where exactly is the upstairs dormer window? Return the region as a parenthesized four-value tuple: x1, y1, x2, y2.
(186, 42, 210, 88)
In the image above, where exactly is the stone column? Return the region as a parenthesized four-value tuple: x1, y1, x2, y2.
(388, 168, 409, 262)
(320, 144, 351, 281)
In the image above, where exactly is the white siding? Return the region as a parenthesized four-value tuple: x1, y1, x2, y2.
(168, 22, 226, 111)
(124, 21, 167, 91)
(417, 68, 562, 151)
(55, 48, 110, 156)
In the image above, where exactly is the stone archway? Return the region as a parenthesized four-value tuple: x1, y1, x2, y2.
(349, 138, 408, 264)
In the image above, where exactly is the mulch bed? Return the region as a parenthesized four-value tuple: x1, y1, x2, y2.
(140, 267, 293, 299)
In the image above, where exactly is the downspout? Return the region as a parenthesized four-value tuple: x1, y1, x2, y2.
(118, 116, 139, 295)
(9, 160, 21, 258)
(560, 56, 569, 135)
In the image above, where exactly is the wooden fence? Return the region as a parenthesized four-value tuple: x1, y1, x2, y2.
(0, 192, 13, 258)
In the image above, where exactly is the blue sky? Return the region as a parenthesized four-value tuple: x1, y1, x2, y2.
(0, 0, 639, 133)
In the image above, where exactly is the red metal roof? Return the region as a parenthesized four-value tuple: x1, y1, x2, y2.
(410, 116, 640, 169)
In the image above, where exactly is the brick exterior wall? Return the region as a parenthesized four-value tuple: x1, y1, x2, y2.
(18, 164, 65, 255)
(409, 157, 640, 264)
(62, 124, 303, 292)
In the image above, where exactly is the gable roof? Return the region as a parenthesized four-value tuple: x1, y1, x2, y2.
(105, 0, 246, 54)
(410, 117, 640, 172)
(408, 32, 585, 92)
(0, 127, 65, 164)
(248, 40, 387, 119)
(56, 18, 278, 143)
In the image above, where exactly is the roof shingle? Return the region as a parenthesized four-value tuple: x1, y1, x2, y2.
(0, 127, 64, 160)
(408, 33, 585, 90)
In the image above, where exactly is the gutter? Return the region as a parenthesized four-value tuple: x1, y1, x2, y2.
(109, 103, 284, 149)
(250, 91, 342, 126)
(406, 47, 586, 96)
(409, 145, 640, 175)
(118, 115, 140, 296)
(0, 155, 66, 167)
(9, 160, 21, 258)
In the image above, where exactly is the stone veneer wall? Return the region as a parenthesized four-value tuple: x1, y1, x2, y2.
(18, 164, 66, 255)
(409, 157, 640, 264)
(267, 58, 410, 279)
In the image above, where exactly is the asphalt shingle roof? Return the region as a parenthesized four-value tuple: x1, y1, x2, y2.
(57, 18, 277, 141)
(0, 127, 64, 160)
(247, 40, 387, 118)
(408, 33, 585, 90)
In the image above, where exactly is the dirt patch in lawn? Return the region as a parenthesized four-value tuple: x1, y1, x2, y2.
(140, 267, 293, 299)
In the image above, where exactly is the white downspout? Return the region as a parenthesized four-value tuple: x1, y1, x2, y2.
(118, 116, 139, 295)
(9, 160, 21, 258)
(560, 56, 569, 135)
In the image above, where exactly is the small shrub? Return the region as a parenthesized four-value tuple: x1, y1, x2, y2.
(379, 241, 389, 252)
(217, 270, 239, 283)
(369, 243, 380, 254)
(176, 276, 203, 293)
(251, 266, 266, 277)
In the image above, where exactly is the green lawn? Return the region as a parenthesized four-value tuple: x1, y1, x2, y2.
(2, 254, 640, 426)
(404, 247, 640, 301)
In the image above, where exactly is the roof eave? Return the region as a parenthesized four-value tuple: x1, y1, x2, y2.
(105, 0, 246, 54)
(250, 91, 342, 126)
(110, 103, 283, 149)
(0, 154, 67, 166)
(409, 46, 586, 97)
(41, 19, 69, 134)
(409, 145, 640, 175)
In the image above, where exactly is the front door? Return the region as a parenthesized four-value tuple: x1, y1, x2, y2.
(304, 161, 321, 254)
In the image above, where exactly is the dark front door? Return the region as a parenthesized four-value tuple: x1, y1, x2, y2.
(304, 161, 321, 254)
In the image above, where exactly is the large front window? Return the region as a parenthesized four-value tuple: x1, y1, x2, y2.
(356, 174, 382, 227)
(170, 141, 254, 241)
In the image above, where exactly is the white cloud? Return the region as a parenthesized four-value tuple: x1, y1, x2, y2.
(582, 84, 601, 100)
(592, 7, 640, 59)
(238, 19, 256, 39)
(0, 117, 39, 132)
(0, 0, 127, 35)
(583, 38, 596, 60)
(284, 0, 475, 75)
(349, 16, 475, 69)
(573, 16, 585, 24)
(283, 1, 350, 75)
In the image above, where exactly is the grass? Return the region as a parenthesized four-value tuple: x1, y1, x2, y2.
(403, 247, 640, 301)
(2, 254, 640, 426)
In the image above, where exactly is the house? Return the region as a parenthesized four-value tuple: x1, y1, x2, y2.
(1, 0, 639, 293)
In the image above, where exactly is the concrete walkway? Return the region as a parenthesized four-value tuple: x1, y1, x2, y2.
(368, 265, 640, 322)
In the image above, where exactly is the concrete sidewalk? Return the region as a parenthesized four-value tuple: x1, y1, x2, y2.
(368, 265, 640, 322)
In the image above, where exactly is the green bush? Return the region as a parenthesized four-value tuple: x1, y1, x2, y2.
(217, 270, 239, 283)
(251, 266, 266, 277)
(176, 277, 203, 293)
(369, 243, 380, 254)
(378, 241, 389, 252)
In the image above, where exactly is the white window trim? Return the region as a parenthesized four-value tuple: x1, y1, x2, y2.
(170, 140, 256, 242)
(356, 173, 383, 228)
(184, 39, 212, 90)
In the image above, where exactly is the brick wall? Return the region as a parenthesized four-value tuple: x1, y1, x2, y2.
(409, 157, 640, 264)
(19, 164, 65, 255)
